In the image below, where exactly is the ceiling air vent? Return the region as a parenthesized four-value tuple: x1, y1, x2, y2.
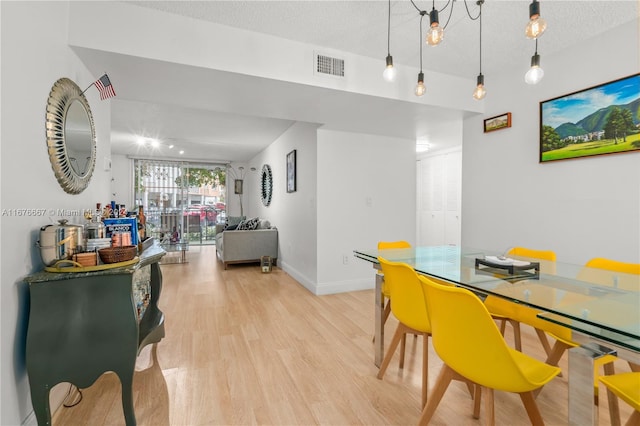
(315, 53, 345, 77)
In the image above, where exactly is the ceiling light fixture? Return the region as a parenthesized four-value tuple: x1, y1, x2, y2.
(425, 1, 444, 46)
(472, 0, 486, 100)
(386, 1, 548, 99)
(525, 38, 544, 84)
(525, 0, 547, 39)
(383, 0, 396, 82)
(409, 0, 484, 99)
(415, 11, 427, 96)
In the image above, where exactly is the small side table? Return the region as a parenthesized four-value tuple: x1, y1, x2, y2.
(160, 241, 189, 264)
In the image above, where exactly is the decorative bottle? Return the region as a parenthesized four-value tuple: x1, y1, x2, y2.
(138, 205, 146, 241)
(85, 203, 106, 240)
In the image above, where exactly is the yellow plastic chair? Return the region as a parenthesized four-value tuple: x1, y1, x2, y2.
(542, 258, 640, 424)
(484, 247, 557, 353)
(417, 275, 561, 425)
(376, 257, 431, 408)
(377, 241, 412, 334)
(598, 372, 640, 426)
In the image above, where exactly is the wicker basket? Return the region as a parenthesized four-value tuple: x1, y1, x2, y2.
(98, 245, 137, 264)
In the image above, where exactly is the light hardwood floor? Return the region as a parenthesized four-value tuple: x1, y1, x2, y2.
(52, 245, 634, 425)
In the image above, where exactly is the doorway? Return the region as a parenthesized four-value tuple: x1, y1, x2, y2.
(133, 159, 227, 246)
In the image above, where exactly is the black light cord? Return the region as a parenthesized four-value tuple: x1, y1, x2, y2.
(387, 0, 391, 55)
(478, 0, 483, 74)
(419, 12, 425, 71)
(464, 0, 482, 21)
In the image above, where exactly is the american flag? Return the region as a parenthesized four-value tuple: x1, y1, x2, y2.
(94, 74, 116, 100)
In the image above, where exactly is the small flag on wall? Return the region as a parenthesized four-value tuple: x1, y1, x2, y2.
(94, 74, 116, 100)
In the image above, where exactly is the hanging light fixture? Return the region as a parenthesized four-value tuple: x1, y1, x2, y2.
(472, 0, 486, 100)
(525, 0, 547, 39)
(383, 0, 396, 82)
(415, 11, 427, 96)
(425, 1, 444, 46)
(525, 38, 544, 84)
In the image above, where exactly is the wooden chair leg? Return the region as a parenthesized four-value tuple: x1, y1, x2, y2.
(484, 387, 496, 426)
(545, 340, 570, 378)
(498, 318, 507, 335)
(511, 320, 522, 352)
(602, 362, 621, 426)
(418, 365, 454, 426)
(624, 410, 640, 426)
(421, 333, 429, 408)
(399, 332, 407, 369)
(535, 328, 553, 357)
(377, 325, 404, 379)
(473, 384, 482, 419)
(545, 340, 570, 367)
(372, 299, 392, 343)
(519, 391, 545, 426)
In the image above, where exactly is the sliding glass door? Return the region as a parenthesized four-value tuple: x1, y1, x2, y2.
(134, 159, 227, 245)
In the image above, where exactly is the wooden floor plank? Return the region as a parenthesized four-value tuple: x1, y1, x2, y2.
(51, 245, 634, 425)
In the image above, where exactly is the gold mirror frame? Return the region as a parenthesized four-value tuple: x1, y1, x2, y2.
(45, 78, 96, 194)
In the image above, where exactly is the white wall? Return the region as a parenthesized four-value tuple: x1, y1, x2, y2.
(245, 122, 320, 290)
(110, 154, 132, 207)
(1, 2, 112, 424)
(316, 129, 416, 294)
(462, 20, 640, 264)
(67, 1, 481, 119)
(242, 126, 416, 295)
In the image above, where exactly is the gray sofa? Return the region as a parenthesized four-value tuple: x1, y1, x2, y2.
(215, 227, 278, 269)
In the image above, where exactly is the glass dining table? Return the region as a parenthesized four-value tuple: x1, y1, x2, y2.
(354, 245, 640, 426)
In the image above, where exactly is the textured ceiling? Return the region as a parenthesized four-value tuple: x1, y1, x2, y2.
(129, 0, 639, 79)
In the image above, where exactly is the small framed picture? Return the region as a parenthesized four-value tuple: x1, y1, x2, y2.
(234, 179, 243, 194)
(484, 112, 512, 133)
(286, 149, 297, 193)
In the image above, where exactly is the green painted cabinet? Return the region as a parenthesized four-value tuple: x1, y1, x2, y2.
(24, 244, 166, 425)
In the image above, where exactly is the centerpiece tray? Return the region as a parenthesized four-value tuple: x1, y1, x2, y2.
(475, 257, 540, 278)
(44, 257, 139, 273)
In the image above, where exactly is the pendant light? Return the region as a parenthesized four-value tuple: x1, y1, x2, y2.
(472, 0, 486, 100)
(525, 0, 547, 39)
(426, 1, 444, 46)
(415, 11, 427, 96)
(525, 38, 544, 84)
(383, 0, 396, 82)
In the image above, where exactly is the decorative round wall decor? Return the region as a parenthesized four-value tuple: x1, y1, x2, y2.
(45, 77, 97, 194)
(261, 164, 273, 206)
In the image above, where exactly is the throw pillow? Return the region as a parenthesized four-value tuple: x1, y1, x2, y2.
(224, 224, 239, 231)
(226, 216, 245, 227)
(237, 217, 260, 230)
(258, 219, 271, 229)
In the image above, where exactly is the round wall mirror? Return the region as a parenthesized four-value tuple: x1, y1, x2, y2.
(45, 77, 96, 194)
(261, 164, 273, 206)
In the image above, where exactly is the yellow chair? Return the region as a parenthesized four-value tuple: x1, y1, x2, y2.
(417, 275, 561, 425)
(598, 372, 640, 426)
(542, 258, 640, 424)
(376, 257, 431, 408)
(484, 247, 557, 353)
(377, 241, 412, 334)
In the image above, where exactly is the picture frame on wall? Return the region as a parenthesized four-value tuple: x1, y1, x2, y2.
(286, 149, 297, 193)
(234, 179, 243, 194)
(540, 73, 640, 163)
(483, 112, 512, 133)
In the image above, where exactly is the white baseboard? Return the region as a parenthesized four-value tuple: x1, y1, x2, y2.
(279, 261, 373, 295)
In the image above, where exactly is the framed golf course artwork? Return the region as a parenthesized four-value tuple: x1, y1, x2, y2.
(539, 73, 640, 163)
